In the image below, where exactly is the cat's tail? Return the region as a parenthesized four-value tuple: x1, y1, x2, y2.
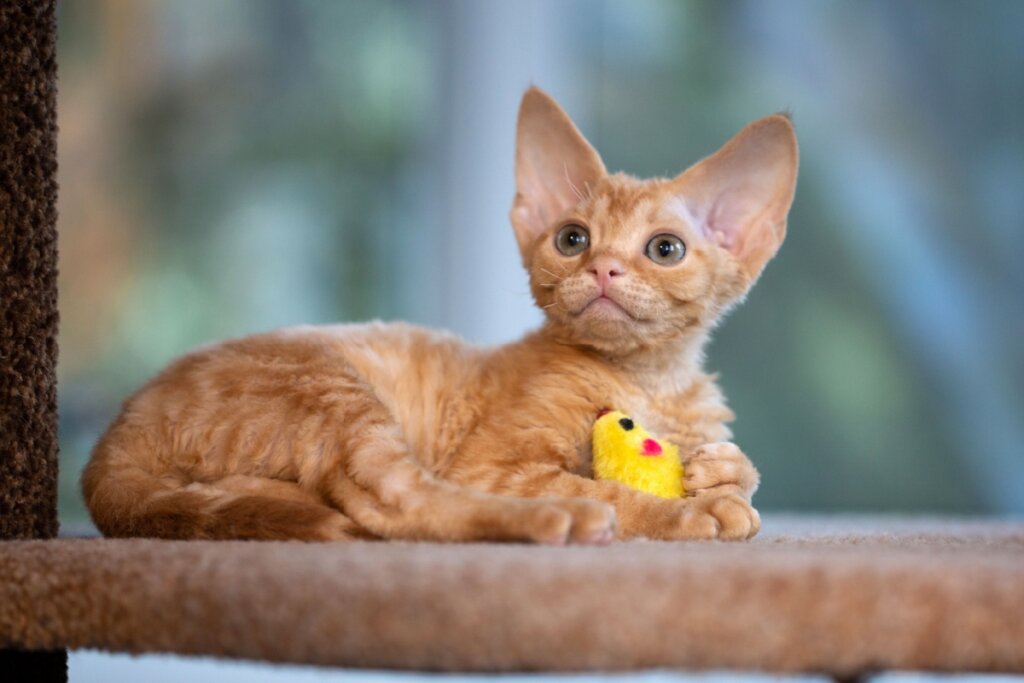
(81, 422, 362, 541)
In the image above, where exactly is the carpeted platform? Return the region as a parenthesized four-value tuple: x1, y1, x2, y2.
(1, 517, 1021, 676)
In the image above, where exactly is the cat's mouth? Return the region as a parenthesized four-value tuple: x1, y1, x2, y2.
(579, 294, 636, 321)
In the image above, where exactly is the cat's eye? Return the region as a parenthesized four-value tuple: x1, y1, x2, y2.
(554, 224, 590, 257)
(645, 234, 686, 265)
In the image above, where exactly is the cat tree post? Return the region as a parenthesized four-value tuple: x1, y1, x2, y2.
(0, 0, 65, 679)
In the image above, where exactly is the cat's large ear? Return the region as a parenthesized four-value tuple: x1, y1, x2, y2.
(672, 114, 798, 281)
(510, 87, 607, 258)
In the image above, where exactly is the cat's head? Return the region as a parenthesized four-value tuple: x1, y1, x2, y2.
(511, 87, 798, 356)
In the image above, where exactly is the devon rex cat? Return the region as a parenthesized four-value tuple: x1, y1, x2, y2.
(83, 87, 798, 544)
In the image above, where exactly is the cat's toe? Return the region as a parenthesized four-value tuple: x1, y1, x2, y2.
(684, 442, 759, 500)
(707, 494, 759, 540)
(670, 499, 720, 540)
(558, 498, 617, 544)
(526, 503, 574, 545)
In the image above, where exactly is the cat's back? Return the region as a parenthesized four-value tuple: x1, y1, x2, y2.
(277, 320, 486, 400)
(268, 320, 473, 364)
(162, 320, 483, 402)
(89, 321, 483, 475)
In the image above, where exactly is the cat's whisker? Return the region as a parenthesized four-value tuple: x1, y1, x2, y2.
(564, 164, 585, 202)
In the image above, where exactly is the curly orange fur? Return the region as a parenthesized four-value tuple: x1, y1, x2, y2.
(83, 87, 797, 543)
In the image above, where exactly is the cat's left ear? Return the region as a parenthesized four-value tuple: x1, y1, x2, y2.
(671, 114, 798, 281)
(511, 87, 607, 259)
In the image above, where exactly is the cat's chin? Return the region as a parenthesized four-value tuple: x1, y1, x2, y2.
(566, 314, 647, 354)
(580, 295, 634, 321)
(570, 295, 639, 340)
(553, 309, 700, 358)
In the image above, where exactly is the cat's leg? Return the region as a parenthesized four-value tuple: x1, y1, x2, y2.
(452, 462, 759, 541)
(682, 442, 760, 501)
(314, 378, 616, 544)
(84, 456, 362, 541)
(208, 475, 374, 539)
(171, 480, 365, 541)
(327, 465, 615, 544)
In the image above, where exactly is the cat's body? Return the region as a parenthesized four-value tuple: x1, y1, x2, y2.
(83, 89, 797, 544)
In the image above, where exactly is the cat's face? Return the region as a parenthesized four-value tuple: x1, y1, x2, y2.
(511, 88, 798, 356)
(523, 174, 745, 354)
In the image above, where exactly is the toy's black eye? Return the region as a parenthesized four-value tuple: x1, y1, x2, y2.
(554, 224, 590, 256)
(645, 234, 686, 265)
(618, 417, 635, 431)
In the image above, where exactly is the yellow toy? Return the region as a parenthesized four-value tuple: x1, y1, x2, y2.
(592, 409, 684, 498)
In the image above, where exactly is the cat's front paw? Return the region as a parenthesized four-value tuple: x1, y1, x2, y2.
(697, 494, 760, 540)
(649, 494, 760, 541)
(523, 497, 617, 546)
(683, 442, 760, 501)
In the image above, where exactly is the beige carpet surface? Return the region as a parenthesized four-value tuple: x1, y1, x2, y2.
(1, 517, 1022, 675)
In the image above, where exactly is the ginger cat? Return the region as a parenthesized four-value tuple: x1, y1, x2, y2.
(82, 88, 798, 544)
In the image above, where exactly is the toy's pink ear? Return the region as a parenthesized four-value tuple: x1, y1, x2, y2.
(511, 87, 606, 258)
(670, 114, 798, 281)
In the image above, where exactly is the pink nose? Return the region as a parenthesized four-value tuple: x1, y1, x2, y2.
(588, 256, 625, 289)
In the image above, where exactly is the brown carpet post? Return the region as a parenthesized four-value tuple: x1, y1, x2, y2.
(0, 0, 59, 541)
(0, 0, 66, 679)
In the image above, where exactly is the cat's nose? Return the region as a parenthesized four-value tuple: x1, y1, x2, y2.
(588, 256, 626, 290)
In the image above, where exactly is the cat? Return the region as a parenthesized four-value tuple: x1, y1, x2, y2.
(82, 87, 798, 544)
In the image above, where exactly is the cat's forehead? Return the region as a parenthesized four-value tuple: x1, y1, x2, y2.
(579, 174, 677, 231)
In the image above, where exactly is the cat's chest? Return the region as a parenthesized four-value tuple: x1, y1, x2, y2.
(615, 383, 692, 434)
(571, 388, 688, 476)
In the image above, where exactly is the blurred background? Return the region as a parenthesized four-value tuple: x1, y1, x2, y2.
(57, 0, 1024, 530)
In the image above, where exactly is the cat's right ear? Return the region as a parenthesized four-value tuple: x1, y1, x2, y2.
(510, 87, 606, 259)
(670, 114, 798, 282)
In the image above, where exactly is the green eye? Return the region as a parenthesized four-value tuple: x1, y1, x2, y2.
(645, 234, 686, 265)
(554, 224, 590, 256)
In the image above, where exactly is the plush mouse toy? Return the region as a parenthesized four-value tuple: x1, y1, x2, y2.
(592, 409, 684, 499)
